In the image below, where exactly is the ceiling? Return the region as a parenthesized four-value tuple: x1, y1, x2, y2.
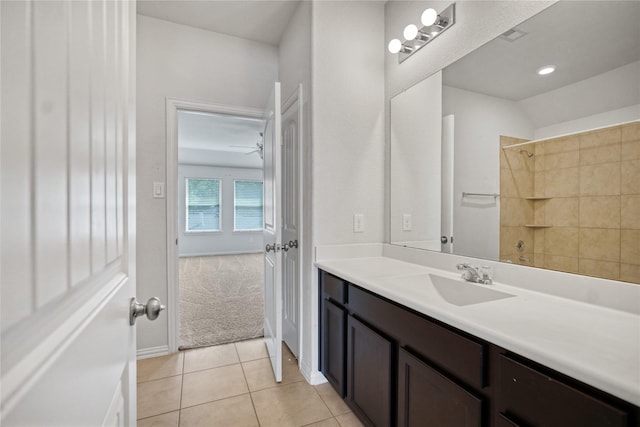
(137, 0, 300, 46)
(178, 110, 265, 168)
(443, 1, 640, 101)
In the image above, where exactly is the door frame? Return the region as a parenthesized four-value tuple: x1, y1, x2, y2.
(165, 98, 264, 352)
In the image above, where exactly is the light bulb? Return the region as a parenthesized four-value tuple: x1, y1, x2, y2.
(388, 39, 402, 54)
(537, 65, 556, 75)
(421, 8, 438, 26)
(403, 24, 419, 41)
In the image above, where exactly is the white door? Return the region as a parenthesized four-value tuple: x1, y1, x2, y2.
(281, 86, 303, 358)
(263, 82, 283, 381)
(1, 1, 138, 425)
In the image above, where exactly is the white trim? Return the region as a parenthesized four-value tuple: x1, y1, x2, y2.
(166, 98, 264, 353)
(179, 250, 263, 258)
(1, 270, 127, 416)
(300, 359, 327, 386)
(102, 380, 124, 427)
(136, 345, 170, 360)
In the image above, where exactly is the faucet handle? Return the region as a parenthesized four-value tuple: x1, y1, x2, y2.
(456, 263, 470, 270)
(479, 266, 493, 284)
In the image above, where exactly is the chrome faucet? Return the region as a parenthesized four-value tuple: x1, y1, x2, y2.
(456, 263, 492, 285)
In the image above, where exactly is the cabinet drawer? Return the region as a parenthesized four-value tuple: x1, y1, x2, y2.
(498, 355, 629, 427)
(322, 271, 347, 304)
(349, 285, 485, 389)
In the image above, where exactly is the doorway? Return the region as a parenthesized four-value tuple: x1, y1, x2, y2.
(167, 100, 266, 350)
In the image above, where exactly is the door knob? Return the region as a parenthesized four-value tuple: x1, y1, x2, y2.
(129, 297, 166, 325)
(266, 243, 277, 253)
(288, 240, 298, 249)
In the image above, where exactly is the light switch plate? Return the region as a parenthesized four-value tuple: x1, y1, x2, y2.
(153, 182, 165, 199)
(353, 214, 364, 233)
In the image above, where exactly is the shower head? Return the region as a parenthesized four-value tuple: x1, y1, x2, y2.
(519, 149, 534, 157)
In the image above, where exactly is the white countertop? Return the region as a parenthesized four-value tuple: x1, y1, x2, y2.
(315, 255, 640, 406)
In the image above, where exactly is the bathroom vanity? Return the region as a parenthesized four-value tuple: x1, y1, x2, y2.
(316, 249, 640, 427)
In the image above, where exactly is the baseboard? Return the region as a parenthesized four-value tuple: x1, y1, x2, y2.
(301, 361, 327, 385)
(136, 345, 170, 360)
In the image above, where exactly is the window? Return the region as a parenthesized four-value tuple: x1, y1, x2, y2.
(234, 180, 263, 231)
(186, 178, 220, 232)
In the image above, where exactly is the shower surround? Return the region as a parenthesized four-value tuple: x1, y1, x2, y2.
(500, 121, 640, 284)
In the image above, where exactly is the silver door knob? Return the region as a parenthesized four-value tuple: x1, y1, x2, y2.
(129, 297, 166, 325)
(266, 243, 278, 253)
(288, 240, 298, 249)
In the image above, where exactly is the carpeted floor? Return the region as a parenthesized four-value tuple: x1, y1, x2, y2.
(179, 253, 264, 350)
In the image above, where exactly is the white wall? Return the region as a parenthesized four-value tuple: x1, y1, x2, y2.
(312, 1, 386, 246)
(136, 15, 277, 352)
(524, 61, 640, 139)
(277, 1, 317, 380)
(178, 164, 263, 257)
(443, 85, 534, 260)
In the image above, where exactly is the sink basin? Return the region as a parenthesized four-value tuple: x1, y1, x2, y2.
(428, 274, 515, 306)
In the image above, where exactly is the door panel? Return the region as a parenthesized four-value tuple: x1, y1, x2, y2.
(1, 1, 137, 424)
(281, 87, 302, 358)
(263, 82, 283, 382)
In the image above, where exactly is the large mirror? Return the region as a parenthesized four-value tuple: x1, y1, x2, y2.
(390, 1, 640, 283)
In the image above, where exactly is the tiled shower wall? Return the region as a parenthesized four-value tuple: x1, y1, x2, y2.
(500, 121, 640, 284)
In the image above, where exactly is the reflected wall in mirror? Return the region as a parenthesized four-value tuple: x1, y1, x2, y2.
(389, 1, 640, 284)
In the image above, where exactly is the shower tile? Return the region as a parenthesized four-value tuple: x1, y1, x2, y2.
(579, 259, 620, 281)
(500, 169, 519, 198)
(621, 229, 640, 265)
(545, 135, 579, 154)
(545, 198, 579, 227)
(621, 195, 640, 229)
(579, 142, 620, 166)
(545, 150, 579, 170)
(543, 255, 579, 274)
(533, 253, 545, 268)
(543, 227, 579, 258)
(622, 139, 640, 160)
(579, 229, 620, 262)
(621, 159, 640, 194)
(534, 172, 546, 198)
(579, 127, 620, 149)
(579, 163, 620, 196)
(545, 167, 579, 197)
(579, 196, 620, 229)
(533, 229, 545, 253)
(620, 264, 640, 284)
(621, 122, 640, 142)
(500, 198, 523, 226)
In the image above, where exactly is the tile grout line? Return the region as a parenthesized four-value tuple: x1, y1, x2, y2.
(236, 342, 263, 427)
(178, 350, 186, 426)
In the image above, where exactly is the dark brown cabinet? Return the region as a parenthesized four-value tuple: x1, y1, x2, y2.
(398, 348, 482, 427)
(347, 315, 393, 427)
(318, 269, 639, 427)
(497, 355, 630, 427)
(322, 299, 346, 396)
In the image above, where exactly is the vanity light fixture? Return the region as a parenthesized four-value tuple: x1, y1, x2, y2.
(388, 3, 455, 63)
(537, 65, 556, 75)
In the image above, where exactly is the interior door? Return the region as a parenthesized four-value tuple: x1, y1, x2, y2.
(263, 82, 283, 381)
(281, 86, 302, 358)
(1, 1, 138, 425)
(441, 114, 455, 253)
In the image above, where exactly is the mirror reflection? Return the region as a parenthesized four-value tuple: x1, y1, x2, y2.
(390, 1, 640, 283)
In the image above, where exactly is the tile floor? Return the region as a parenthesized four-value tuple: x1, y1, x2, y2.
(137, 338, 364, 427)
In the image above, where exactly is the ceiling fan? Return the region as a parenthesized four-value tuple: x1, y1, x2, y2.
(229, 132, 264, 159)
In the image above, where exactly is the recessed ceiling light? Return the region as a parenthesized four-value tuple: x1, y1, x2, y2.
(537, 65, 556, 75)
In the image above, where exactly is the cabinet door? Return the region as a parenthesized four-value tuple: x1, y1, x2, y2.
(347, 315, 393, 427)
(322, 299, 347, 396)
(398, 348, 482, 427)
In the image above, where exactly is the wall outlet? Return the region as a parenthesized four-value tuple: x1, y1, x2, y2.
(402, 214, 412, 231)
(353, 214, 365, 233)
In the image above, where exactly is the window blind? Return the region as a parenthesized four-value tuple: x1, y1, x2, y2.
(186, 178, 220, 231)
(234, 180, 263, 230)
